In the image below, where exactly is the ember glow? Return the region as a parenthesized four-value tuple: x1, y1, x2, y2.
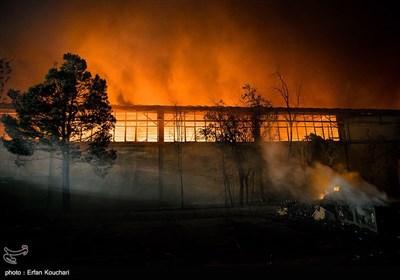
(318, 193, 327, 200)
(1, 0, 400, 108)
(313, 164, 388, 207)
(262, 145, 389, 204)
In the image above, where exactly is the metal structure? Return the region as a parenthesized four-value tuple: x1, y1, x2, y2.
(110, 105, 343, 143)
(2, 103, 398, 144)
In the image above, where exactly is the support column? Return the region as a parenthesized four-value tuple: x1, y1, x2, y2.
(157, 109, 164, 207)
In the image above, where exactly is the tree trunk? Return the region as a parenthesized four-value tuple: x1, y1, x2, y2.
(158, 144, 164, 208)
(221, 158, 234, 207)
(239, 169, 245, 207)
(245, 172, 249, 206)
(255, 141, 267, 202)
(178, 144, 184, 209)
(259, 166, 266, 202)
(47, 151, 54, 210)
(179, 171, 184, 209)
(251, 171, 255, 205)
(288, 116, 293, 158)
(62, 152, 71, 212)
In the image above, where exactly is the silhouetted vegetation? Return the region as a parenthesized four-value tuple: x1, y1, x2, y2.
(0, 53, 117, 212)
(306, 133, 339, 168)
(200, 85, 276, 207)
(271, 69, 302, 157)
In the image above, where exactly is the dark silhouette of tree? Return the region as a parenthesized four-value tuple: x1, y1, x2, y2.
(0, 58, 12, 100)
(240, 84, 276, 202)
(0, 53, 117, 212)
(200, 85, 275, 207)
(271, 69, 302, 157)
(201, 100, 249, 207)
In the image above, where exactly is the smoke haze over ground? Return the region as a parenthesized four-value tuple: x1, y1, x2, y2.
(263, 143, 389, 205)
(1, 0, 400, 108)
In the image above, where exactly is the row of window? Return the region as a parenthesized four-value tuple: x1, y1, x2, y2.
(112, 110, 339, 142)
(0, 110, 340, 143)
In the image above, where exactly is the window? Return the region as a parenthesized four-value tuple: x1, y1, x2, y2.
(110, 109, 340, 143)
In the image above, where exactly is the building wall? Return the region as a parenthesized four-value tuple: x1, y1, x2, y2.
(340, 114, 400, 196)
(0, 140, 356, 209)
(1, 106, 399, 208)
(0, 143, 228, 209)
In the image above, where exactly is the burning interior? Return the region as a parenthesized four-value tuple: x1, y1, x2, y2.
(109, 106, 340, 143)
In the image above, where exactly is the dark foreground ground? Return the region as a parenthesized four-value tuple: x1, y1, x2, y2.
(1, 178, 400, 279)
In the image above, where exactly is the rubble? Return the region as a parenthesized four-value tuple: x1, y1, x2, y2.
(312, 205, 326, 221)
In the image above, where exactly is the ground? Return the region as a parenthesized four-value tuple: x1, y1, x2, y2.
(1, 178, 399, 279)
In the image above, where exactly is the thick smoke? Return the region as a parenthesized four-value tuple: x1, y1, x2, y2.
(263, 143, 389, 206)
(1, 0, 399, 108)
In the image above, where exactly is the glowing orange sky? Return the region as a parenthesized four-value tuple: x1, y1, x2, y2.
(1, 0, 399, 108)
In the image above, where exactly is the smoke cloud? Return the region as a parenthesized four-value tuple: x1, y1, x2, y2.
(1, 0, 399, 108)
(263, 143, 389, 206)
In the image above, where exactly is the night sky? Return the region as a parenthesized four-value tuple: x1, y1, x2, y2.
(1, 0, 399, 108)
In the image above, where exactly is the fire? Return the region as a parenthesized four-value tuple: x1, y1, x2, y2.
(3, 1, 399, 109)
(318, 191, 330, 200)
(318, 185, 340, 200)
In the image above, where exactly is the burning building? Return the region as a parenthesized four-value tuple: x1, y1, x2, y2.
(0, 104, 399, 209)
